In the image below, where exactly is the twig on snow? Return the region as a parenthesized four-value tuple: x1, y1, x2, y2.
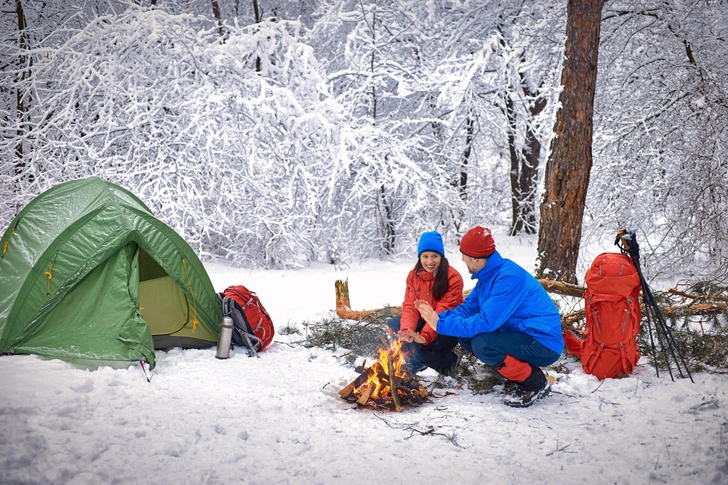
(546, 441, 573, 456)
(372, 413, 465, 448)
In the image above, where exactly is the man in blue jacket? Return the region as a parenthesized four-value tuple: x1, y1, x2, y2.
(416, 226, 563, 408)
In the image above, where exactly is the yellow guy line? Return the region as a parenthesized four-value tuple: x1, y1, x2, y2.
(181, 258, 199, 331)
(45, 261, 55, 297)
(1, 227, 15, 259)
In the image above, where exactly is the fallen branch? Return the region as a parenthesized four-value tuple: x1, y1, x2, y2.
(546, 442, 573, 456)
(335, 279, 401, 320)
(667, 288, 728, 302)
(561, 301, 726, 332)
(334, 278, 582, 320)
(662, 302, 726, 317)
(537, 279, 585, 298)
(336, 278, 727, 324)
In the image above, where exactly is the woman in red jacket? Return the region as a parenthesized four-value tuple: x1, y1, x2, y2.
(388, 231, 464, 374)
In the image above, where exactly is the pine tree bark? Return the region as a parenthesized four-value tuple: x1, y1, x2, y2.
(536, 0, 605, 283)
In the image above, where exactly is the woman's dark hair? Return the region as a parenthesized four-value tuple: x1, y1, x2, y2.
(414, 254, 450, 301)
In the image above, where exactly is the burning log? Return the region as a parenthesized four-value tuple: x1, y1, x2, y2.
(388, 349, 402, 412)
(339, 361, 370, 399)
(339, 339, 429, 411)
(356, 382, 376, 406)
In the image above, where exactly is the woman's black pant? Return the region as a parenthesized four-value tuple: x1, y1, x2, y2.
(387, 315, 459, 373)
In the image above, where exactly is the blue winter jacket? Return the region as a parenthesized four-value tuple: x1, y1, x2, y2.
(437, 251, 564, 354)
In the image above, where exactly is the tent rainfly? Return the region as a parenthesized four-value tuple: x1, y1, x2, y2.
(0, 177, 222, 369)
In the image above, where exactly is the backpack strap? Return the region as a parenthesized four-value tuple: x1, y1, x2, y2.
(619, 343, 629, 375)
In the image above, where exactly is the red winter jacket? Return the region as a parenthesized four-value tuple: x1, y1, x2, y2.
(400, 265, 464, 344)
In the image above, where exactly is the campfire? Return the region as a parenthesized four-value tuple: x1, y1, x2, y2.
(339, 338, 429, 411)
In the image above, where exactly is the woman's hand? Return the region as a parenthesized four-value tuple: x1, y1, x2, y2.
(398, 328, 426, 344)
(415, 299, 438, 331)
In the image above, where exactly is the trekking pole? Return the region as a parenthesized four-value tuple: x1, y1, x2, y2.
(617, 229, 677, 380)
(619, 230, 691, 382)
(616, 229, 661, 378)
(638, 259, 689, 381)
(640, 274, 677, 381)
(615, 229, 694, 383)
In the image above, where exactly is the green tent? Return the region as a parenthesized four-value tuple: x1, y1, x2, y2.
(0, 177, 222, 369)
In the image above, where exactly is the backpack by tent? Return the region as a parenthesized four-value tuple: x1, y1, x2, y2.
(0, 177, 222, 369)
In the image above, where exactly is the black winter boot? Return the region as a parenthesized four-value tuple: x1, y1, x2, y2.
(502, 379, 519, 395)
(502, 367, 551, 408)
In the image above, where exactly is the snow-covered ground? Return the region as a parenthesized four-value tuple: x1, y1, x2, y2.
(2, 232, 727, 485)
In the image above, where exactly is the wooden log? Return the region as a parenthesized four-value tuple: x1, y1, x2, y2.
(339, 382, 356, 399)
(387, 349, 402, 412)
(662, 302, 726, 317)
(562, 309, 585, 328)
(339, 364, 372, 398)
(339, 376, 364, 399)
(335, 278, 585, 320)
(335, 279, 401, 320)
(561, 301, 726, 333)
(667, 288, 728, 302)
(536, 279, 585, 298)
(400, 377, 420, 390)
(335, 279, 352, 309)
(338, 275, 728, 321)
(357, 382, 376, 405)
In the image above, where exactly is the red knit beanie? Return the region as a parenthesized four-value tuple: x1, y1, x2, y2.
(460, 226, 496, 258)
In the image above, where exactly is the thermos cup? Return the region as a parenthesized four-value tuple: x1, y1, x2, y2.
(216, 316, 233, 359)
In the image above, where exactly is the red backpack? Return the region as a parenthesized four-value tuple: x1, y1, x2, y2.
(221, 285, 275, 352)
(564, 253, 642, 379)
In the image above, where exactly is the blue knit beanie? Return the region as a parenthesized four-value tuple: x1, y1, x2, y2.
(417, 231, 445, 257)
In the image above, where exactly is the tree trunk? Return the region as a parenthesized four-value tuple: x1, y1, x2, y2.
(252, 0, 262, 72)
(536, 0, 605, 283)
(452, 113, 473, 235)
(507, 89, 544, 236)
(367, 8, 394, 254)
(14, 0, 31, 181)
(506, 94, 521, 231)
(461, 114, 472, 202)
(210, 0, 224, 37)
(379, 183, 396, 254)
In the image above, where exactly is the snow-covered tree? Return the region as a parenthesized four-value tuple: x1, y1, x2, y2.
(3, 0, 726, 279)
(586, 0, 728, 280)
(1, 5, 348, 267)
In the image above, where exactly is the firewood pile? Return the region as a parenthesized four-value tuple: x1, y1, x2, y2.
(339, 339, 428, 412)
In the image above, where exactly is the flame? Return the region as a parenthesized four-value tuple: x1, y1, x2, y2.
(341, 335, 428, 411)
(378, 338, 405, 377)
(361, 338, 410, 400)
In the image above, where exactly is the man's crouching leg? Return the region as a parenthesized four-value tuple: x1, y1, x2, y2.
(464, 333, 554, 408)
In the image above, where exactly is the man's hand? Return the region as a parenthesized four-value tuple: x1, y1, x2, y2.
(415, 299, 438, 332)
(397, 328, 426, 344)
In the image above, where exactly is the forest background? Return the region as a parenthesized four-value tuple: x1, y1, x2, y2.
(2, 0, 727, 286)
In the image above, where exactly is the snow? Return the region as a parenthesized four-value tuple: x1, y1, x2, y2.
(2, 234, 728, 485)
